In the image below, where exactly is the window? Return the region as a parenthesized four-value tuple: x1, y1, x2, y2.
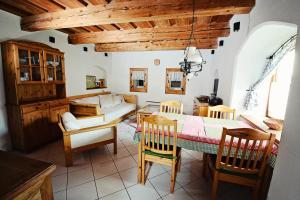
(165, 68, 186, 95)
(130, 68, 148, 92)
(267, 50, 295, 119)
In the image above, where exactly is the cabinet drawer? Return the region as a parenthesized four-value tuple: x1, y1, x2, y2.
(21, 103, 49, 114)
(49, 99, 69, 108)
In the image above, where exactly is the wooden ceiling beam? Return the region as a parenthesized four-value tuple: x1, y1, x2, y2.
(68, 25, 230, 44)
(95, 39, 218, 52)
(21, 0, 255, 31)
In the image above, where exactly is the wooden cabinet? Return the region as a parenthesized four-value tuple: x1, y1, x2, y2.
(1, 40, 68, 152)
(193, 98, 209, 117)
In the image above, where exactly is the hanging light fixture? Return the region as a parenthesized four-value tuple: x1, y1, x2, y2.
(179, 0, 206, 79)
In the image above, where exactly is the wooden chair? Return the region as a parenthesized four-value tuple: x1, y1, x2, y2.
(207, 105, 236, 120)
(204, 128, 276, 200)
(141, 115, 181, 192)
(58, 113, 117, 167)
(160, 100, 183, 114)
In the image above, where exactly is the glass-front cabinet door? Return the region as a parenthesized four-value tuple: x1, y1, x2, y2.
(45, 53, 55, 82)
(55, 54, 64, 83)
(17, 47, 43, 83)
(30, 50, 43, 82)
(44, 52, 65, 83)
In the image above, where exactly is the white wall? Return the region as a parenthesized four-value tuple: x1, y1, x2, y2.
(231, 22, 297, 116)
(0, 10, 112, 149)
(211, 0, 300, 199)
(110, 50, 215, 114)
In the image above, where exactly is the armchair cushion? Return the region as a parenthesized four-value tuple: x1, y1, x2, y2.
(62, 112, 81, 131)
(70, 128, 113, 149)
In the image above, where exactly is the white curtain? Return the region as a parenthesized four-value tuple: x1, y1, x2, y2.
(244, 35, 297, 110)
(169, 72, 183, 81)
(132, 71, 145, 80)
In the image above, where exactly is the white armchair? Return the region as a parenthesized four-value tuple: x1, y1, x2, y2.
(59, 112, 117, 167)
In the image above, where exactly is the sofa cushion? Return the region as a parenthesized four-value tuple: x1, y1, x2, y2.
(113, 94, 125, 106)
(99, 94, 114, 108)
(72, 96, 100, 105)
(70, 128, 113, 148)
(101, 103, 136, 122)
(77, 116, 106, 128)
(62, 112, 81, 131)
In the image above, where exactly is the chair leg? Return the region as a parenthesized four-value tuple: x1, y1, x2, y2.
(170, 160, 177, 193)
(141, 153, 146, 185)
(253, 181, 261, 200)
(211, 171, 219, 200)
(63, 135, 73, 167)
(112, 126, 117, 155)
(177, 157, 181, 172)
(202, 153, 208, 179)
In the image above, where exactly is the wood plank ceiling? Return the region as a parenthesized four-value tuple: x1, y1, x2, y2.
(0, 0, 255, 52)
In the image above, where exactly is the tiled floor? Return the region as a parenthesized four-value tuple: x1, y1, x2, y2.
(24, 119, 252, 200)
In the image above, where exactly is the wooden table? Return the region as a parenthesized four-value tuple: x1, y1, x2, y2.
(136, 105, 160, 126)
(0, 150, 56, 200)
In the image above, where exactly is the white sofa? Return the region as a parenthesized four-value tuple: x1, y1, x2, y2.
(70, 93, 137, 123)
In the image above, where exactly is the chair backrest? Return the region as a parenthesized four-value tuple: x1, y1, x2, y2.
(160, 100, 183, 114)
(216, 128, 276, 177)
(208, 105, 236, 120)
(141, 115, 178, 157)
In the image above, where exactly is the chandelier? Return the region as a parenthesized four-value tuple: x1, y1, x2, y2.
(179, 0, 206, 79)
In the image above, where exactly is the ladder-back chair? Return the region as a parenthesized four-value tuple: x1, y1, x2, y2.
(204, 128, 276, 200)
(160, 100, 183, 114)
(141, 115, 181, 192)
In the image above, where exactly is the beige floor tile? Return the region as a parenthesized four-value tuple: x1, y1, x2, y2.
(93, 161, 118, 179)
(149, 173, 181, 197)
(114, 156, 137, 171)
(163, 188, 194, 200)
(68, 152, 91, 173)
(52, 174, 67, 192)
(181, 151, 195, 165)
(183, 179, 210, 200)
(52, 164, 68, 177)
(120, 138, 135, 147)
(54, 190, 66, 200)
(119, 167, 138, 187)
(125, 144, 138, 155)
(67, 181, 98, 200)
(107, 142, 125, 151)
(110, 147, 131, 160)
(132, 154, 139, 163)
(68, 166, 94, 188)
(170, 165, 201, 186)
(101, 189, 130, 200)
(147, 163, 168, 179)
(96, 173, 125, 197)
(127, 181, 160, 200)
(90, 148, 113, 164)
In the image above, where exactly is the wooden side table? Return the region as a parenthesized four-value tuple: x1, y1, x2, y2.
(137, 105, 160, 126)
(193, 98, 209, 117)
(0, 150, 56, 200)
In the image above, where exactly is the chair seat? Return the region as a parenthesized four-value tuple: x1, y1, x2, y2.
(208, 154, 260, 180)
(144, 145, 181, 160)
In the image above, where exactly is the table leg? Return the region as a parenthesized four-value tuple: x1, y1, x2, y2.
(137, 141, 142, 183)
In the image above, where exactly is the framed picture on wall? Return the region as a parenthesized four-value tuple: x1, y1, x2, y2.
(130, 68, 148, 92)
(165, 68, 186, 95)
(86, 75, 97, 89)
